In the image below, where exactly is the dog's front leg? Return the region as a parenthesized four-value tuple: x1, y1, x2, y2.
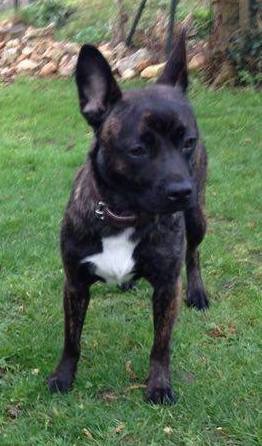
(185, 205, 209, 310)
(48, 280, 90, 393)
(146, 279, 181, 404)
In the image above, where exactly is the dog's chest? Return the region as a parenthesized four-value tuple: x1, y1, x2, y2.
(81, 228, 138, 285)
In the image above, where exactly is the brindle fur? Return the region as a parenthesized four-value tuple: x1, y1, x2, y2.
(48, 32, 209, 404)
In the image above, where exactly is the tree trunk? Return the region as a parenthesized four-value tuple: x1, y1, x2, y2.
(14, 0, 20, 10)
(207, 0, 256, 87)
(239, 0, 250, 31)
(111, 0, 128, 47)
(211, 0, 239, 44)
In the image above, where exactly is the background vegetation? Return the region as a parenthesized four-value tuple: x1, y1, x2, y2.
(7, 0, 211, 44)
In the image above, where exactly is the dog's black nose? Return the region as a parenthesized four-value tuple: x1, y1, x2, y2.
(166, 181, 192, 201)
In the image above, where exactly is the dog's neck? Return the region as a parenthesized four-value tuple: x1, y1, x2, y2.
(88, 151, 139, 228)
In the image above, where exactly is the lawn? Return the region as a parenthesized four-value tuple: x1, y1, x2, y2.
(0, 77, 261, 445)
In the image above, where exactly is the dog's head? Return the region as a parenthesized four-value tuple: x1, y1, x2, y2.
(76, 32, 199, 214)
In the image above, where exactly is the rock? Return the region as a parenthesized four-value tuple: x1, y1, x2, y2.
(0, 41, 6, 50)
(16, 59, 39, 74)
(16, 54, 27, 63)
(0, 21, 25, 39)
(1, 47, 20, 65)
(0, 20, 11, 27)
(116, 48, 152, 76)
(7, 22, 26, 37)
(30, 40, 51, 56)
(188, 53, 206, 71)
(51, 41, 71, 53)
(98, 43, 114, 62)
(63, 42, 80, 55)
(30, 52, 44, 63)
(0, 24, 8, 37)
(121, 68, 136, 80)
(59, 54, 71, 66)
(24, 23, 55, 40)
(113, 42, 128, 59)
(0, 66, 16, 77)
(58, 55, 77, 76)
(140, 62, 165, 79)
(98, 42, 127, 62)
(22, 46, 33, 57)
(136, 58, 152, 73)
(42, 46, 64, 63)
(5, 38, 20, 49)
(39, 61, 58, 77)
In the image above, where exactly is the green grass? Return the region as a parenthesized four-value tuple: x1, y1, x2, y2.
(0, 77, 261, 445)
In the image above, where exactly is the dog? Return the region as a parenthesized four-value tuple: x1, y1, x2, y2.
(48, 31, 209, 404)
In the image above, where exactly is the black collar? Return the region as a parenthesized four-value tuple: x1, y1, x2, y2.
(94, 200, 138, 227)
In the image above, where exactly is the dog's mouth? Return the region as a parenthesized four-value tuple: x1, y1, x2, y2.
(138, 195, 193, 216)
(160, 199, 192, 214)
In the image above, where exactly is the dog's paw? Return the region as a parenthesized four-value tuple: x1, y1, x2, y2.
(118, 279, 137, 292)
(47, 372, 73, 393)
(186, 287, 209, 311)
(146, 386, 176, 405)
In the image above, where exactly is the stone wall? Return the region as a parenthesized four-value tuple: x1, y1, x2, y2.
(0, 20, 80, 82)
(0, 19, 207, 83)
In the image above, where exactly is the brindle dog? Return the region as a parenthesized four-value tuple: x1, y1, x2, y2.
(48, 32, 209, 404)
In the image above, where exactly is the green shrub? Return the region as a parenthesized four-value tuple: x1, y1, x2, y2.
(74, 25, 110, 45)
(192, 7, 213, 39)
(20, 0, 75, 28)
(228, 30, 262, 87)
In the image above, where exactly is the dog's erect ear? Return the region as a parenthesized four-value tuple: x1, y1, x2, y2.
(75, 44, 122, 128)
(157, 30, 188, 92)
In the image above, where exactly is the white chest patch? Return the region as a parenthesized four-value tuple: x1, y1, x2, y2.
(80, 228, 138, 285)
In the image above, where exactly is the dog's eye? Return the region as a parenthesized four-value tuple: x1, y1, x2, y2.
(182, 137, 197, 156)
(128, 145, 148, 158)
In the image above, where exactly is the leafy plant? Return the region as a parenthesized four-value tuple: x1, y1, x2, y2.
(74, 25, 110, 45)
(192, 7, 213, 39)
(228, 30, 262, 87)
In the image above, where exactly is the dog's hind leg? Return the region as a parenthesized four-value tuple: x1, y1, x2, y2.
(48, 280, 90, 393)
(185, 206, 209, 310)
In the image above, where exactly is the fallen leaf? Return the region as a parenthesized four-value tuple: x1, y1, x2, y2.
(83, 428, 93, 439)
(228, 323, 236, 335)
(180, 371, 195, 384)
(65, 142, 75, 151)
(163, 426, 173, 435)
(6, 404, 21, 419)
(216, 426, 228, 436)
(52, 407, 59, 417)
(208, 323, 237, 339)
(125, 360, 137, 380)
(98, 390, 118, 402)
(208, 326, 226, 338)
(113, 422, 125, 434)
(125, 384, 146, 391)
(247, 221, 256, 229)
